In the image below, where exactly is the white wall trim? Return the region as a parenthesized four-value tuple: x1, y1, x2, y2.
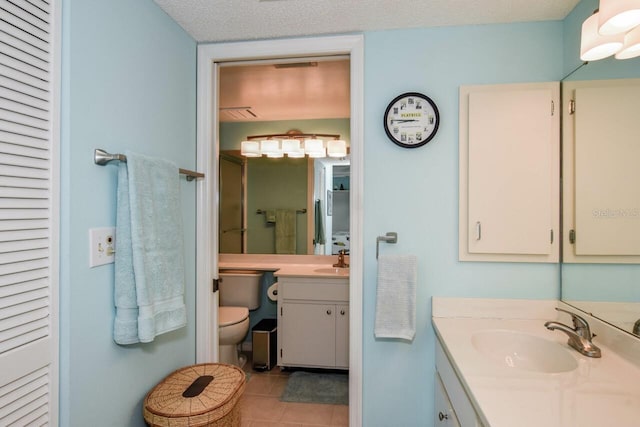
(195, 34, 364, 427)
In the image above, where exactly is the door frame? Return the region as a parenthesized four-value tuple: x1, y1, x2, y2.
(195, 34, 364, 426)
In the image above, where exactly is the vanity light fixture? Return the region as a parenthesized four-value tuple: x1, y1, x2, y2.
(327, 140, 348, 158)
(260, 140, 282, 158)
(240, 140, 261, 157)
(580, 2, 640, 61)
(240, 130, 347, 158)
(616, 24, 640, 58)
(598, 0, 640, 35)
(581, 10, 625, 60)
(303, 139, 325, 158)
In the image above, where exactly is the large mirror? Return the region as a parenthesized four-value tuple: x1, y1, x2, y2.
(217, 58, 351, 256)
(560, 2, 640, 337)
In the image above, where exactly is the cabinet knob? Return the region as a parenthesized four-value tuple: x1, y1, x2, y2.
(326, 309, 332, 315)
(340, 309, 346, 315)
(438, 411, 449, 421)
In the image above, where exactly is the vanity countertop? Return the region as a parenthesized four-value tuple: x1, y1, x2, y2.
(432, 298, 640, 427)
(218, 254, 349, 278)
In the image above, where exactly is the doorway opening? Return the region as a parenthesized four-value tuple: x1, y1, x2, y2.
(195, 35, 364, 426)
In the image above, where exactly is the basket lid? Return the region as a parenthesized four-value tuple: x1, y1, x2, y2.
(144, 363, 245, 419)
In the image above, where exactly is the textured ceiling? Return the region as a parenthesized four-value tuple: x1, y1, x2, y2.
(156, 0, 580, 122)
(153, 0, 580, 43)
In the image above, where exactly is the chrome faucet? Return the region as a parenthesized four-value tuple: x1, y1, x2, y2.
(544, 307, 601, 358)
(333, 249, 349, 268)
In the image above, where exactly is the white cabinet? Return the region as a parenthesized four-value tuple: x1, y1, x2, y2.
(459, 82, 560, 263)
(435, 373, 461, 427)
(277, 276, 349, 369)
(435, 338, 484, 427)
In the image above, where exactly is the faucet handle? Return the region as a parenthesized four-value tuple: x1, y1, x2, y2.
(555, 307, 592, 339)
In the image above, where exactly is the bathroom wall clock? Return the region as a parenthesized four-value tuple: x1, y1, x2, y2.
(383, 92, 440, 148)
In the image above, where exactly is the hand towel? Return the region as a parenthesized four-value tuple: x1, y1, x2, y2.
(265, 209, 276, 224)
(374, 254, 417, 341)
(275, 209, 296, 254)
(113, 151, 187, 345)
(314, 199, 325, 245)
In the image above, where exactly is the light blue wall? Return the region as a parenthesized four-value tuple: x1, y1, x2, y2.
(60, 0, 196, 426)
(362, 22, 563, 426)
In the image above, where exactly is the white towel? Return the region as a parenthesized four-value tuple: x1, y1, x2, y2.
(113, 151, 187, 345)
(374, 254, 417, 341)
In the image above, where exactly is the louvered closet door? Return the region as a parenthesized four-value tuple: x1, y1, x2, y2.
(0, 0, 59, 425)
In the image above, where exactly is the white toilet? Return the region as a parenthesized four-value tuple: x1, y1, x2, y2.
(218, 270, 262, 367)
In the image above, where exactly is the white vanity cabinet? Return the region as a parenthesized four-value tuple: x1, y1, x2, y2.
(435, 339, 484, 427)
(435, 373, 461, 427)
(459, 82, 560, 263)
(277, 276, 349, 369)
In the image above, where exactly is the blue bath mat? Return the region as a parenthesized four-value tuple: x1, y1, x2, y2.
(280, 371, 349, 405)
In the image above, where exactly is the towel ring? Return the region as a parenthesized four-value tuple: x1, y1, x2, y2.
(376, 232, 398, 259)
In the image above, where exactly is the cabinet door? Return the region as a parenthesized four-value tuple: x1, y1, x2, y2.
(459, 82, 559, 263)
(435, 373, 461, 427)
(280, 302, 335, 367)
(335, 304, 349, 368)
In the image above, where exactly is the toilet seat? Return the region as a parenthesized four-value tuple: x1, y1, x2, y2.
(219, 306, 249, 327)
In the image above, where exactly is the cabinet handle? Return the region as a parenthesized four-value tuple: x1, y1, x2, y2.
(475, 221, 481, 241)
(438, 411, 449, 421)
(326, 309, 332, 315)
(340, 309, 345, 315)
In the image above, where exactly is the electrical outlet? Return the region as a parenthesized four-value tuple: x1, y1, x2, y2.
(89, 227, 116, 268)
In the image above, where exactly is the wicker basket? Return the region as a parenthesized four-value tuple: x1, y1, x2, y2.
(143, 363, 246, 427)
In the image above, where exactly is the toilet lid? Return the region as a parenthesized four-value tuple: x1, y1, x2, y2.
(218, 306, 249, 327)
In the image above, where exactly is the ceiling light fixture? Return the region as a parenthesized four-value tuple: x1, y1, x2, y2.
(580, 2, 640, 61)
(240, 130, 347, 159)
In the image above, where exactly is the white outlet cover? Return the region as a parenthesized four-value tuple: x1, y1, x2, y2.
(89, 227, 116, 268)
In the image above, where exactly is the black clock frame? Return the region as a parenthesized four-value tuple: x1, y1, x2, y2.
(383, 92, 440, 148)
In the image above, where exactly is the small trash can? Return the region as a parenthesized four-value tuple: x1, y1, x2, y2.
(143, 363, 245, 427)
(252, 318, 277, 371)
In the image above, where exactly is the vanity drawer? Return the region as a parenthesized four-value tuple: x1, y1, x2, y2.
(280, 279, 348, 302)
(436, 339, 484, 427)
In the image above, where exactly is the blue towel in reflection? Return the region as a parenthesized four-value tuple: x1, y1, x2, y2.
(113, 151, 187, 345)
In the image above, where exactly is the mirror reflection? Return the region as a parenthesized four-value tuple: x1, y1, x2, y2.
(561, 60, 640, 337)
(217, 58, 351, 256)
(219, 143, 350, 255)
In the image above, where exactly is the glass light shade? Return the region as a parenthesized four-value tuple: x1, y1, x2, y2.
(598, 0, 640, 35)
(282, 139, 300, 153)
(287, 149, 305, 158)
(260, 140, 281, 157)
(304, 139, 326, 158)
(240, 140, 261, 157)
(581, 12, 624, 60)
(327, 140, 347, 158)
(615, 25, 640, 59)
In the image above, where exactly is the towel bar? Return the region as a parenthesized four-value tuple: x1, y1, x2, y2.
(94, 148, 205, 181)
(376, 232, 398, 259)
(256, 208, 307, 214)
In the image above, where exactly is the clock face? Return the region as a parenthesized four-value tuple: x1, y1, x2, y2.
(383, 92, 440, 148)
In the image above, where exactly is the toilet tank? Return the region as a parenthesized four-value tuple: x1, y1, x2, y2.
(218, 270, 263, 310)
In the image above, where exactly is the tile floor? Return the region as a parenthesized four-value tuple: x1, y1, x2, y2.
(238, 353, 349, 427)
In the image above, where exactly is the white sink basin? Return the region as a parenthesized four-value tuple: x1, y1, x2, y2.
(313, 267, 349, 276)
(471, 329, 578, 373)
